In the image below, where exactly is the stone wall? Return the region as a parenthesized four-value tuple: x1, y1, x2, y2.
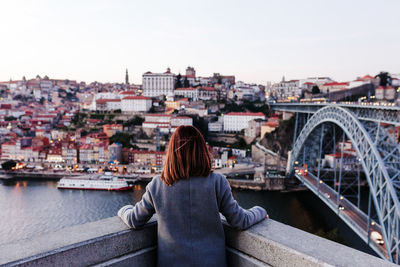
(0, 216, 395, 267)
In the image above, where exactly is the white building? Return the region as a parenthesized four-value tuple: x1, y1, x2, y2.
(321, 82, 349, 93)
(272, 80, 301, 99)
(174, 87, 199, 101)
(90, 92, 120, 111)
(121, 96, 152, 112)
(300, 77, 333, 88)
(230, 82, 260, 101)
(208, 121, 223, 132)
(95, 99, 121, 111)
(208, 116, 223, 132)
(142, 114, 193, 134)
(223, 112, 265, 132)
(144, 114, 171, 123)
(142, 68, 175, 97)
(171, 116, 193, 127)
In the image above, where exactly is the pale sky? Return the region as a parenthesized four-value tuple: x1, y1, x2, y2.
(0, 0, 399, 85)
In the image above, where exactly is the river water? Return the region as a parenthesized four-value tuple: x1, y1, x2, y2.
(0, 179, 375, 257)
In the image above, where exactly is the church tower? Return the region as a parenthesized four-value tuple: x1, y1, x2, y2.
(125, 69, 129, 85)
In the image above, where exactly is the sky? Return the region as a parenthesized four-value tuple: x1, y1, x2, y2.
(0, 0, 399, 85)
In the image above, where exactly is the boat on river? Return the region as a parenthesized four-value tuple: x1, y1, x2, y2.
(57, 172, 135, 191)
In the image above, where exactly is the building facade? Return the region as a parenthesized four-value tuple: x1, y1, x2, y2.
(223, 112, 265, 132)
(121, 96, 152, 112)
(142, 69, 175, 97)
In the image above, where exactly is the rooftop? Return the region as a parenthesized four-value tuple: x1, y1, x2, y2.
(225, 112, 265, 117)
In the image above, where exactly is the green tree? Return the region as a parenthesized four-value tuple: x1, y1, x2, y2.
(2, 160, 17, 170)
(148, 106, 156, 113)
(189, 115, 209, 140)
(183, 77, 190, 88)
(175, 74, 182, 89)
(72, 112, 88, 127)
(311, 86, 321, 94)
(123, 115, 144, 127)
(375, 71, 392, 87)
(110, 132, 132, 148)
(5, 116, 17, 121)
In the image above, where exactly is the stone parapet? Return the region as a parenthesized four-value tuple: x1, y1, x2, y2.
(0, 216, 395, 266)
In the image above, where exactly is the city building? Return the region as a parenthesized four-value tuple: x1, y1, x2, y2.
(260, 121, 279, 138)
(95, 99, 121, 111)
(208, 117, 223, 133)
(272, 79, 301, 99)
(108, 143, 123, 163)
(121, 96, 152, 112)
(245, 119, 263, 139)
(223, 112, 265, 132)
(62, 143, 78, 165)
(171, 116, 193, 127)
(126, 150, 166, 166)
(324, 153, 357, 170)
(321, 82, 349, 94)
(142, 68, 175, 97)
(376, 86, 396, 101)
(142, 114, 193, 134)
(174, 87, 199, 101)
(103, 124, 123, 138)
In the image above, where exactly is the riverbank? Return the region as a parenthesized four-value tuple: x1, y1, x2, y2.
(0, 170, 74, 180)
(0, 170, 304, 192)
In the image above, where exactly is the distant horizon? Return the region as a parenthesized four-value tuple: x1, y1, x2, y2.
(0, 67, 395, 86)
(1, 0, 399, 85)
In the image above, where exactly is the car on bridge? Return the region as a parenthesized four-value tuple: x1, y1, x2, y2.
(371, 231, 384, 245)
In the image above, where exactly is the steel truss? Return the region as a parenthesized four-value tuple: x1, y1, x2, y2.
(270, 103, 400, 126)
(288, 105, 400, 263)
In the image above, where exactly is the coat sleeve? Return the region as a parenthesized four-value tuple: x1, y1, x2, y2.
(117, 179, 156, 229)
(217, 174, 267, 230)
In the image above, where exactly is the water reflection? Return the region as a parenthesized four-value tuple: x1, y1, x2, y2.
(0, 180, 376, 256)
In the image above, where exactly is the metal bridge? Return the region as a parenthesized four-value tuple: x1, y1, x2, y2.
(271, 102, 400, 126)
(271, 103, 400, 263)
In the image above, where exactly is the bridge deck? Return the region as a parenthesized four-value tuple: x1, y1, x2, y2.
(270, 102, 400, 126)
(295, 171, 388, 259)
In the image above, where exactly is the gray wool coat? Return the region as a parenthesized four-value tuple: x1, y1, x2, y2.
(118, 172, 267, 267)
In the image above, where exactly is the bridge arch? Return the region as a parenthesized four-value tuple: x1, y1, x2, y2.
(288, 105, 400, 262)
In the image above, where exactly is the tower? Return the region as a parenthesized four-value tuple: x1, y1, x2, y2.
(186, 66, 196, 77)
(125, 69, 129, 85)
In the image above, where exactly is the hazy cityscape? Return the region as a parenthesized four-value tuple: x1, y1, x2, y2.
(1, 1, 400, 266)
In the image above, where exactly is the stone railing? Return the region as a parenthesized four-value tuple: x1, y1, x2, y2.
(0, 216, 395, 267)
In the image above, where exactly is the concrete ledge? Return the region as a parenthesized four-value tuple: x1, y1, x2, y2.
(0, 216, 395, 267)
(224, 219, 395, 267)
(0, 216, 157, 267)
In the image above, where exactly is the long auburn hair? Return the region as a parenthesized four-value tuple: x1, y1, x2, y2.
(161, 125, 212, 186)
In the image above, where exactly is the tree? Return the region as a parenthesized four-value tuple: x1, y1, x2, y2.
(175, 73, 182, 89)
(72, 112, 88, 127)
(123, 116, 144, 127)
(190, 115, 209, 140)
(110, 132, 133, 148)
(375, 71, 392, 87)
(2, 160, 17, 170)
(311, 85, 321, 94)
(183, 77, 190, 88)
(148, 106, 156, 113)
(5, 116, 17, 121)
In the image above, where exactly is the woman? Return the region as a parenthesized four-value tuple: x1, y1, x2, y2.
(118, 125, 267, 266)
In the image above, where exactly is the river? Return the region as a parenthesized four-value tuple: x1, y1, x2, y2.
(0, 179, 375, 257)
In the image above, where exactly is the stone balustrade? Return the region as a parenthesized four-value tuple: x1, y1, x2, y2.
(0, 216, 395, 266)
